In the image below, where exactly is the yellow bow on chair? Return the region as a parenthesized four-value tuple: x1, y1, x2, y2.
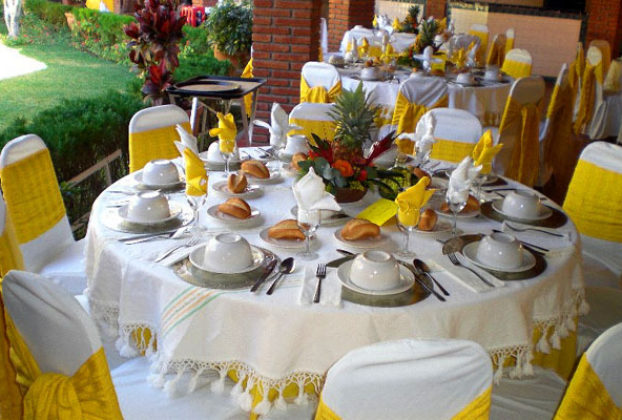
(395, 177, 435, 227)
(391, 92, 448, 134)
(241, 58, 254, 117)
(209, 112, 237, 153)
(472, 130, 503, 174)
(568, 43, 584, 96)
(574, 60, 604, 135)
(183, 148, 208, 197)
(300, 77, 342, 104)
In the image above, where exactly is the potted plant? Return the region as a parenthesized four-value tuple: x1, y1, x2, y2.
(205, 0, 252, 70)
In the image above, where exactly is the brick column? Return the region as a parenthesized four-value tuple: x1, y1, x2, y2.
(327, 0, 375, 52)
(586, 0, 622, 57)
(252, 0, 321, 144)
(426, 0, 447, 19)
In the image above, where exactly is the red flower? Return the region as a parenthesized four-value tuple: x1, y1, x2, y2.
(333, 160, 354, 177)
(308, 150, 318, 159)
(357, 169, 368, 181)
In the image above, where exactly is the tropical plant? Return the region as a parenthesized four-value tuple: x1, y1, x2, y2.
(205, 0, 252, 57)
(413, 18, 439, 54)
(399, 5, 419, 34)
(124, 0, 185, 105)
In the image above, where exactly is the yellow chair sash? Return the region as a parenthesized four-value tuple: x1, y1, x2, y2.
(241, 58, 254, 116)
(289, 118, 336, 146)
(542, 81, 573, 178)
(314, 394, 343, 420)
(486, 40, 505, 68)
(5, 315, 123, 419)
(568, 44, 584, 96)
(391, 92, 448, 134)
(0, 211, 24, 278)
(604, 60, 622, 92)
(300, 76, 342, 104)
(501, 59, 532, 79)
(573, 63, 598, 135)
(499, 98, 540, 186)
(129, 121, 191, 173)
(430, 138, 476, 163)
(468, 30, 488, 65)
(563, 160, 622, 242)
(554, 354, 622, 419)
(0, 298, 22, 419)
(0, 149, 66, 244)
(505, 37, 514, 54)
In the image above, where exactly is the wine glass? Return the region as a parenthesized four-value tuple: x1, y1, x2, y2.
(414, 143, 431, 169)
(395, 210, 418, 258)
(296, 208, 320, 260)
(187, 193, 207, 237)
(220, 139, 236, 176)
(446, 190, 467, 237)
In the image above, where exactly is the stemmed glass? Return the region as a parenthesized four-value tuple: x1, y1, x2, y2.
(414, 142, 431, 169)
(187, 194, 207, 237)
(446, 191, 467, 238)
(221, 150, 234, 176)
(395, 210, 418, 258)
(296, 208, 320, 260)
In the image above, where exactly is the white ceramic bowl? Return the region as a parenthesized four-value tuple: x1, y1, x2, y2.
(475, 232, 522, 270)
(349, 251, 400, 291)
(203, 233, 253, 273)
(207, 142, 239, 162)
(142, 159, 179, 186)
(328, 54, 344, 66)
(284, 135, 309, 155)
(360, 67, 379, 80)
(126, 191, 170, 223)
(484, 66, 500, 81)
(501, 191, 544, 219)
(456, 72, 475, 84)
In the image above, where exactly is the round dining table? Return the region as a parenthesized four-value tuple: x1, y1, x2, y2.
(85, 152, 586, 416)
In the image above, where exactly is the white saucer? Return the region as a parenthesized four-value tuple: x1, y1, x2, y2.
(211, 180, 262, 199)
(118, 202, 182, 226)
(333, 228, 389, 249)
(337, 260, 415, 296)
(438, 207, 480, 219)
(462, 241, 536, 273)
(481, 174, 499, 185)
(491, 199, 553, 222)
(245, 170, 282, 184)
(259, 227, 311, 249)
(206, 204, 261, 225)
(133, 172, 183, 190)
(189, 244, 265, 274)
(413, 219, 452, 235)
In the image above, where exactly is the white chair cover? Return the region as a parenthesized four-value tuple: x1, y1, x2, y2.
(584, 322, 622, 406)
(426, 107, 482, 145)
(320, 338, 492, 420)
(505, 28, 515, 52)
(128, 104, 188, 134)
(399, 75, 448, 107)
(584, 47, 609, 140)
(504, 48, 532, 67)
(289, 102, 336, 142)
(0, 135, 86, 295)
(300, 62, 340, 93)
(339, 26, 377, 53)
(449, 33, 480, 56)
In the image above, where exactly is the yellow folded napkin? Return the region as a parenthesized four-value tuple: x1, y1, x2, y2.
(472, 130, 503, 174)
(372, 15, 378, 28)
(209, 112, 237, 154)
(184, 148, 208, 196)
(395, 136, 415, 155)
(392, 17, 401, 31)
(381, 43, 395, 63)
(451, 48, 467, 70)
(395, 177, 435, 227)
(358, 37, 370, 56)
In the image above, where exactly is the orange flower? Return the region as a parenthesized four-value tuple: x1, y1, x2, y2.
(333, 160, 354, 177)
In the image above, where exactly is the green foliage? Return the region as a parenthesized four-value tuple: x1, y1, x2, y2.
(177, 25, 231, 79)
(205, 0, 252, 56)
(25, 0, 72, 26)
(330, 82, 379, 153)
(399, 5, 420, 34)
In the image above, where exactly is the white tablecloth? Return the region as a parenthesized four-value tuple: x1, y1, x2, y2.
(339, 28, 416, 54)
(85, 155, 585, 413)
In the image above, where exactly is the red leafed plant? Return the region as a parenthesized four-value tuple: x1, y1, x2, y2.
(124, 0, 185, 105)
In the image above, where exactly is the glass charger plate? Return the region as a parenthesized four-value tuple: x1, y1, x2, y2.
(102, 202, 193, 233)
(481, 201, 567, 228)
(131, 172, 185, 193)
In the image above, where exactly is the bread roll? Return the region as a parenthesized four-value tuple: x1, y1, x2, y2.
(440, 195, 479, 214)
(241, 160, 270, 179)
(341, 218, 380, 241)
(291, 153, 307, 171)
(227, 172, 248, 193)
(418, 208, 437, 231)
(218, 198, 251, 219)
(412, 167, 431, 181)
(268, 219, 305, 240)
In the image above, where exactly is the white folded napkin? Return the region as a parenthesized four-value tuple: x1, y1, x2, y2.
(422, 46, 434, 72)
(414, 112, 436, 162)
(292, 167, 341, 212)
(298, 266, 342, 306)
(253, 103, 300, 149)
(426, 255, 505, 293)
(157, 242, 204, 267)
(447, 157, 481, 204)
(175, 124, 199, 156)
(351, 37, 359, 60)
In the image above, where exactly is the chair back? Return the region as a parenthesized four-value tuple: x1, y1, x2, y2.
(128, 104, 190, 173)
(0, 194, 24, 278)
(505, 28, 515, 53)
(0, 135, 74, 273)
(449, 33, 480, 53)
(556, 322, 622, 417)
(340, 26, 377, 53)
(501, 48, 532, 79)
(300, 62, 341, 104)
(563, 141, 622, 243)
(589, 39, 611, 75)
(486, 33, 507, 68)
(391, 76, 448, 134)
(574, 46, 604, 136)
(316, 338, 493, 420)
(494, 76, 545, 186)
(426, 108, 483, 163)
(468, 24, 489, 65)
(604, 59, 622, 93)
(289, 103, 336, 144)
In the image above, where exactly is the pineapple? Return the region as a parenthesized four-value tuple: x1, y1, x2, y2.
(400, 5, 420, 34)
(414, 18, 439, 54)
(329, 83, 379, 163)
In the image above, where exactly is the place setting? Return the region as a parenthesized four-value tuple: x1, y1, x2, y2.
(481, 189, 568, 228)
(205, 197, 262, 228)
(130, 159, 185, 193)
(211, 171, 263, 199)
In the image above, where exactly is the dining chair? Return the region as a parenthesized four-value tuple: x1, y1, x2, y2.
(300, 62, 342, 104)
(425, 108, 483, 163)
(0, 194, 24, 279)
(604, 58, 622, 93)
(315, 338, 493, 420)
(574, 46, 606, 139)
(588, 39, 611, 76)
(0, 135, 86, 295)
(493, 76, 545, 187)
(469, 23, 489, 65)
(128, 104, 191, 173)
(289, 102, 336, 145)
(2, 269, 247, 419)
(505, 28, 515, 54)
(391, 75, 448, 135)
(486, 33, 507, 68)
(569, 42, 585, 120)
(501, 49, 533, 79)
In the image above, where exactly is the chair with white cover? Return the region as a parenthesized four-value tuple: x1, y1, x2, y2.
(0, 193, 24, 278)
(501, 49, 532, 79)
(574, 47, 608, 139)
(493, 76, 545, 187)
(391, 76, 448, 135)
(589, 39, 611, 76)
(300, 62, 341, 104)
(449, 33, 480, 59)
(315, 338, 493, 420)
(289, 102, 336, 145)
(486, 33, 507, 68)
(505, 28, 515, 53)
(469, 24, 489, 65)
(426, 108, 483, 163)
(128, 104, 190, 173)
(2, 270, 246, 419)
(0, 135, 86, 295)
(339, 26, 376, 54)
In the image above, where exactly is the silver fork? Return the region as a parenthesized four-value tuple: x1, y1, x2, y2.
(447, 253, 495, 288)
(503, 222, 565, 238)
(154, 237, 200, 263)
(312, 264, 327, 304)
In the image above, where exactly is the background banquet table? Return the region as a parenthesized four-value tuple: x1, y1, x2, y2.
(85, 153, 585, 412)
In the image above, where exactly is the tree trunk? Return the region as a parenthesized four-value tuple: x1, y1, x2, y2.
(3, 0, 22, 39)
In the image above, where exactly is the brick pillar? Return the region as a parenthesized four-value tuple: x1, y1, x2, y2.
(586, 0, 622, 57)
(426, 0, 447, 19)
(327, 0, 374, 52)
(252, 0, 322, 144)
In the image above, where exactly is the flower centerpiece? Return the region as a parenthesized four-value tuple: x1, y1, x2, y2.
(398, 5, 420, 34)
(397, 17, 448, 68)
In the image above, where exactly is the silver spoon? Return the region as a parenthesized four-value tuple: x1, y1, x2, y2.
(266, 257, 295, 295)
(413, 258, 449, 296)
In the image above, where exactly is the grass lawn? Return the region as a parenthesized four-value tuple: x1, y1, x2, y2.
(0, 14, 137, 131)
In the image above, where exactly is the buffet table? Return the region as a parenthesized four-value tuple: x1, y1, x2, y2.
(85, 152, 586, 415)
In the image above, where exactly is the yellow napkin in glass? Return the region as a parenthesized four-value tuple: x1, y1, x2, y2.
(395, 177, 435, 227)
(395, 137, 414, 155)
(209, 112, 237, 154)
(472, 130, 503, 174)
(358, 37, 370, 56)
(372, 15, 378, 28)
(392, 17, 401, 31)
(451, 48, 467, 70)
(183, 148, 208, 196)
(381, 43, 395, 63)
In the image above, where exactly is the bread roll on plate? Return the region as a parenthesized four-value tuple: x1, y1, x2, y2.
(341, 218, 380, 241)
(268, 219, 305, 240)
(417, 208, 437, 231)
(227, 172, 248, 193)
(241, 160, 270, 179)
(218, 198, 251, 219)
(440, 195, 480, 213)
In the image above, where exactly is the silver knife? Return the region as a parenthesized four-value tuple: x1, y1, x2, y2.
(250, 259, 277, 292)
(119, 231, 176, 243)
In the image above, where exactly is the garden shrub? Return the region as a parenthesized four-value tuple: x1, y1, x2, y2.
(25, 0, 72, 26)
(71, 7, 134, 63)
